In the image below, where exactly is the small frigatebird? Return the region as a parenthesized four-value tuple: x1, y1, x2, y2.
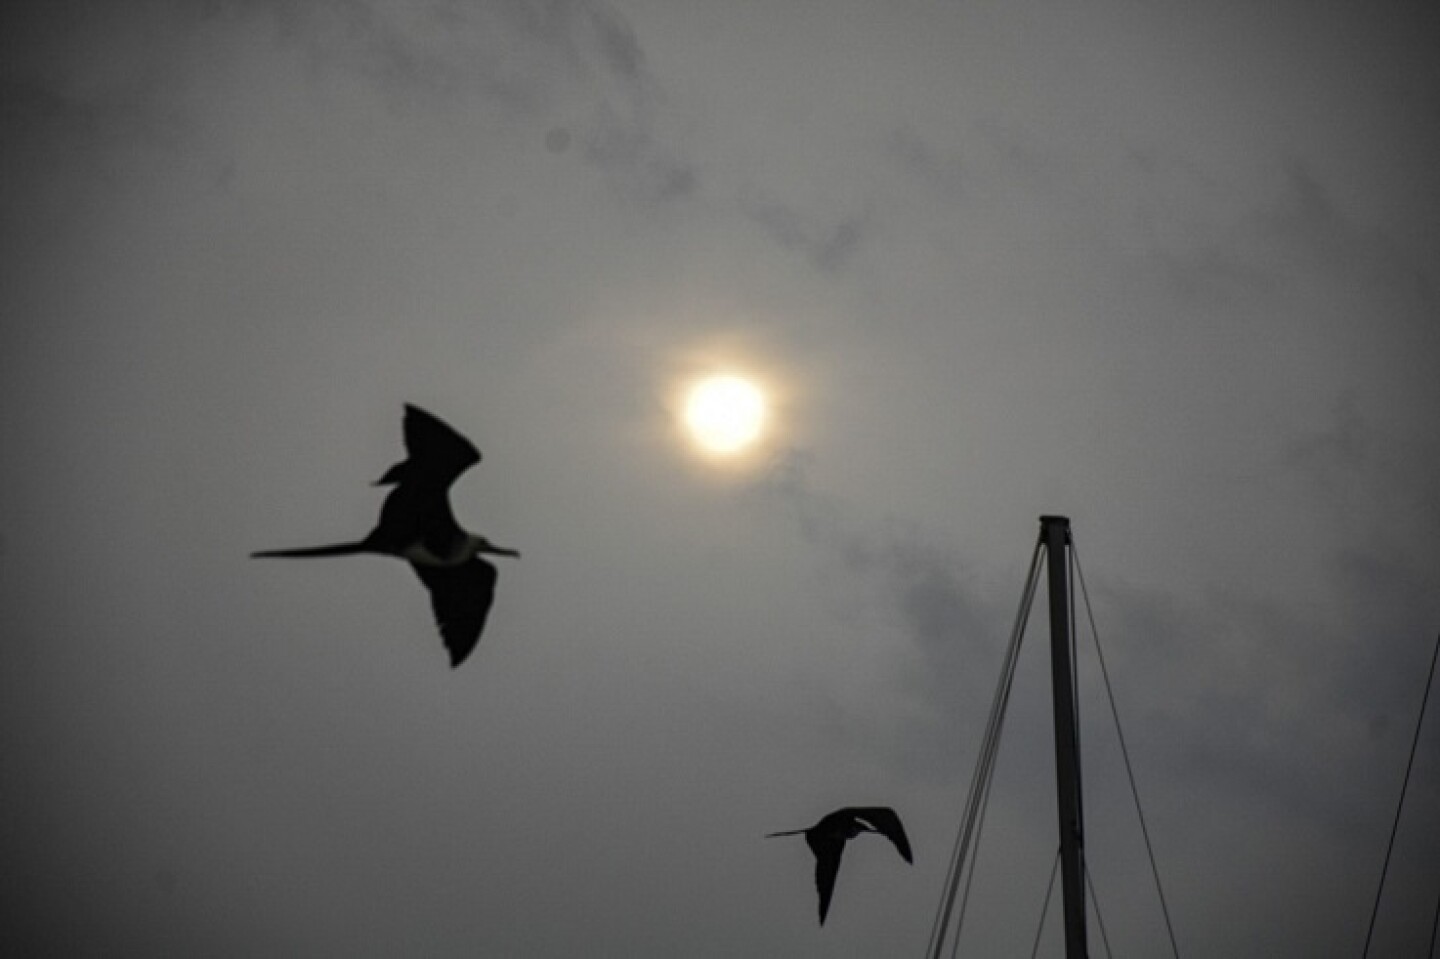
(767, 806, 913, 924)
(252, 404, 519, 668)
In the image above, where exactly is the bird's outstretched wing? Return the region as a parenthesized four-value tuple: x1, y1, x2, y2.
(852, 807, 913, 863)
(410, 557, 498, 668)
(399, 404, 481, 486)
(806, 832, 845, 925)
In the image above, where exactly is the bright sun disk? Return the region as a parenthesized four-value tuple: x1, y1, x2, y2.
(683, 375, 767, 455)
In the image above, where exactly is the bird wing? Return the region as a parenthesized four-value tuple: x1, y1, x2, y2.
(401, 404, 481, 485)
(410, 557, 498, 668)
(853, 807, 913, 863)
(806, 832, 845, 925)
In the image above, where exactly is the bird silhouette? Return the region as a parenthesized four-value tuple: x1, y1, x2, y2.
(766, 806, 913, 924)
(252, 404, 519, 667)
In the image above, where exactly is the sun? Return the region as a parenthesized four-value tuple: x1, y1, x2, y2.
(683, 374, 768, 455)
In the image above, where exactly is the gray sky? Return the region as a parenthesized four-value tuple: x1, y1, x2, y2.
(3, 1, 1438, 955)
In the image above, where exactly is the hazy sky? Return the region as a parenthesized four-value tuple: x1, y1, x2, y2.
(3, 1, 1438, 955)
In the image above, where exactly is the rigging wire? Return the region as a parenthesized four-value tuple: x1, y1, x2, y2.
(1429, 877, 1439, 959)
(1029, 851, 1060, 959)
(925, 540, 1045, 959)
(928, 625, 1015, 958)
(1024, 855, 1117, 959)
(930, 526, 1188, 957)
(928, 541, 1043, 957)
(1085, 862, 1114, 959)
(1361, 628, 1440, 959)
(1071, 543, 1183, 958)
(947, 751, 1001, 959)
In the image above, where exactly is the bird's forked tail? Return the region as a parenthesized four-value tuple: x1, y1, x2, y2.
(250, 541, 372, 559)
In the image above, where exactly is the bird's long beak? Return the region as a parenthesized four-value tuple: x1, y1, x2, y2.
(765, 828, 806, 838)
(484, 544, 521, 558)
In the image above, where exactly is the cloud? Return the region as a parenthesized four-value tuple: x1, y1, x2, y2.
(0, 4, 198, 179)
(739, 194, 871, 272)
(1129, 154, 1439, 321)
(579, 100, 697, 202)
(885, 123, 964, 197)
(744, 449, 1008, 765)
(1285, 391, 1371, 489)
(749, 443, 1439, 890)
(8, 0, 703, 206)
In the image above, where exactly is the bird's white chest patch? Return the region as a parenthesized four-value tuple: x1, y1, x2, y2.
(401, 541, 469, 567)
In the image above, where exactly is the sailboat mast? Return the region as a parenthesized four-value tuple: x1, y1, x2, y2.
(1041, 515, 1088, 958)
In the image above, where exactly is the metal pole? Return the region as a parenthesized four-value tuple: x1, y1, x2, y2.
(1041, 515, 1088, 958)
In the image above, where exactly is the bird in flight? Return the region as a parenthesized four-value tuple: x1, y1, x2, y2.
(767, 806, 913, 924)
(252, 404, 519, 668)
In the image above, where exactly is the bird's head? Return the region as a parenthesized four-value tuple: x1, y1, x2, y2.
(470, 535, 520, 559)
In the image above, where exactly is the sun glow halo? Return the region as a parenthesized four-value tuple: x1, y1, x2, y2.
(683, 375, 767, 455)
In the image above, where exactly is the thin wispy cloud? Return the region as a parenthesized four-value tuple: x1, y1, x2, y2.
(739, 194, 872, 272)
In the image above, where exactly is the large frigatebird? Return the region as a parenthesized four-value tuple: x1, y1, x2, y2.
(767, 806, 913, 924)
(252, 404, 518, 667)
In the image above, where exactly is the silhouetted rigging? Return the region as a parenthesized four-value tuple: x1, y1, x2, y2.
(767, 806, 913, 924)
(252, 404, 519, 667)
